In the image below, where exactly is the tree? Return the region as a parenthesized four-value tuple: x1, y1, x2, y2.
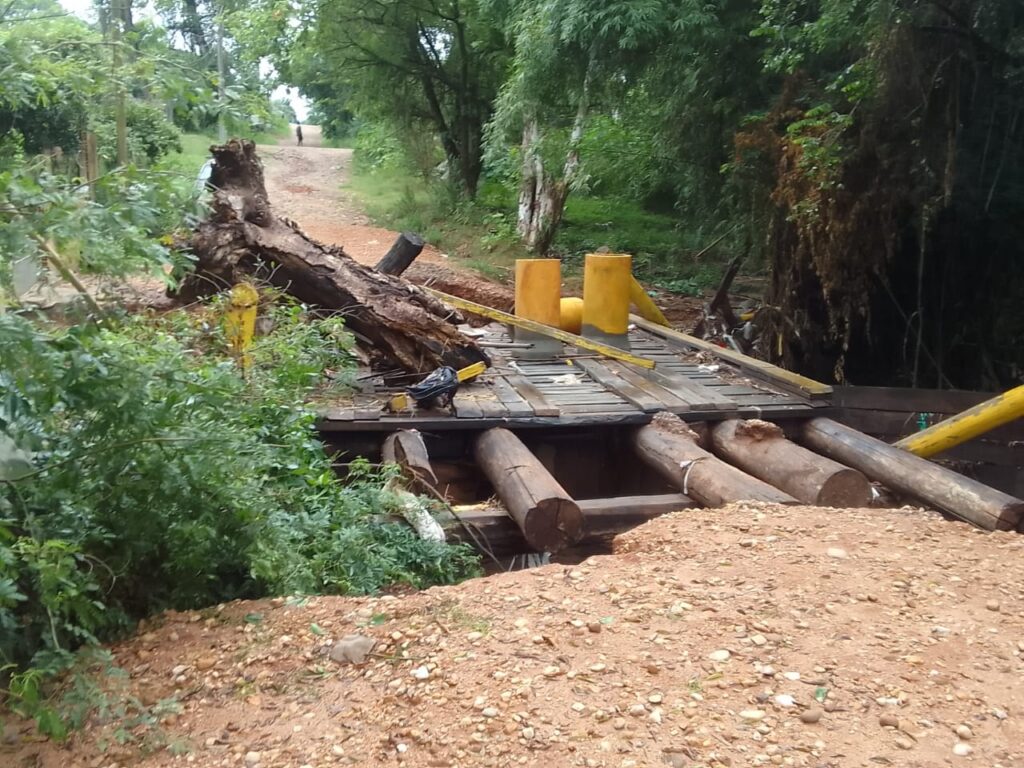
(288, 0, 509, 197)
(488, 0, 675, 253)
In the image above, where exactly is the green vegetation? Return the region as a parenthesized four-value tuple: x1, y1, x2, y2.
(246, 0, 1024, 389)
(0, 0, 478, 740)
(349, 159, 721, 293)
(0, 300, 479, 735)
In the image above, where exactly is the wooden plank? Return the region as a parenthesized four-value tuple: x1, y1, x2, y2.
(465, 385, 509, 419)
(833, 385, 997, 414)
(632, 315, 832, 399)
(637, 365, 738, 411)
(505, 374, 560, 417)
(452, 388, 484, 419)
(320, 407, 356, 421)
(445, 493, 698, 556)
(489, 376, 535, 418)
(604, 361, 692, 410)
(425, 287, 656, 369)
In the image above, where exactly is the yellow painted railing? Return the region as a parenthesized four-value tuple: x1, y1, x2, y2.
(895, 385, 1024, 458)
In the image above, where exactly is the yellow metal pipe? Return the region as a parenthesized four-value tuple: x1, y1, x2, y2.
(628, 276, 670, 327)
(514, 259, 561, 326)
(582, 253, 631, 345)
(895, 385, 1024, 458)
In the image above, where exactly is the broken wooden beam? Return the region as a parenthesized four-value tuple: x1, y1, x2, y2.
(800, 417, 1024, 531)
(381, 429, 438, 492)
(473, 427, 583, 552)
(708, 419, 872, 507)
(445, 493, 696, 556)
(631, 414, 797, 507)
(375, 232, 425, 276)
(630, 315, 831, 399)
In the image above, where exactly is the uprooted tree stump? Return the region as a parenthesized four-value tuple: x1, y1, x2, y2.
(174, 139, 487, 374)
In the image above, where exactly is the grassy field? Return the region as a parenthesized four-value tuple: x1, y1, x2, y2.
(346, 163, 725, 293)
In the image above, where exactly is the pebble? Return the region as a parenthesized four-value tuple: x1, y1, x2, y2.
(542, 665, 562, 677)
(774, 694, 795, 708)
(986, 599, 1001, 612)
(587, 622, 602, 634)
(482, 707, 499, 718)
(521, 726, 535, 739)
(955, 724, 973, 740)
(648, 693, 663, 704)
(800, 708, 823, 724)
(750, 633, 767, 646)
(410, 665, 430, 680)
(827, 547, 848, 559)
(329, 634, 375, 665)
(708, 649, 731, 662)
(195, 655, 216, 671)
(740, 709, 766, 721)
(879, 714, 900, 728)
(953, 742, 974, 757)
(628, 704, 646, 717)
(244, 752, 261, 766)
(895, 737, 914, 750)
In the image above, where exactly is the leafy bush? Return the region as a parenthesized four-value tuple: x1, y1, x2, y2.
(0, 299, 480, 682)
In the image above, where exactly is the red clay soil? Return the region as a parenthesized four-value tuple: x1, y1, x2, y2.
(7, 502, 1022, 768)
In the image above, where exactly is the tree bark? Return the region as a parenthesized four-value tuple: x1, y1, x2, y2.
(176, 140, 487, 374)
(375, 232, 425, 276)
(708, 419, 872, 507)
(473, 428, 583, 553)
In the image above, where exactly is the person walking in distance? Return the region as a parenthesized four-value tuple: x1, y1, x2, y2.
(296, 124, 303, 146)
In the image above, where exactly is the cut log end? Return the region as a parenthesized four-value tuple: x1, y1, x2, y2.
(524, 498, 584, 553)
(817, 468, 875, 508)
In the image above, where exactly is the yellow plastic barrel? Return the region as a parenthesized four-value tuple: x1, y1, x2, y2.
(582, 253, 632, 348)
(559, 297, 584, 334)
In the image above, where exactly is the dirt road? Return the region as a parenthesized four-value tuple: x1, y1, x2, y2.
(256, 127, 513, 309)
(257, 126, 439, 267)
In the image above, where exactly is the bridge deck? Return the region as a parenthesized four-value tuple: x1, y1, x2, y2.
(318, 322, 830, 432)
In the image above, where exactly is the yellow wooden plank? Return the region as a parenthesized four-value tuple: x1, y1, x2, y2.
(425, 287, 655, 369)
(630, 315, 832, 398)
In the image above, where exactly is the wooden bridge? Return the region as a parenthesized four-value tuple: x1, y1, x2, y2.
(317, 308, 1023, 558)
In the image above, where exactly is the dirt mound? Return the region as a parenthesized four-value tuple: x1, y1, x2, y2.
(7, 503, 1022, 768)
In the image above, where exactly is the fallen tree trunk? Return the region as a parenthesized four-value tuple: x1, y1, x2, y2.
(709, 419, 872, 507)
(176, 140, 486, 374)
(473, 427, 582, 552)
(375, 232, 425, 276)
(800, 417, 1024, 531)
(632, 414, 797, 507)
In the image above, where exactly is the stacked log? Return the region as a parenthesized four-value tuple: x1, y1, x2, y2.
(631, 413, 797, 507)
(708, 419, 872, 507)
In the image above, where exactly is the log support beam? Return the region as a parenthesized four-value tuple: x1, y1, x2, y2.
(801, 417, 1024, 531)
(709, 419, 872, 507)
(473, 428, 583, 552)
(631, 414, 797, 507)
